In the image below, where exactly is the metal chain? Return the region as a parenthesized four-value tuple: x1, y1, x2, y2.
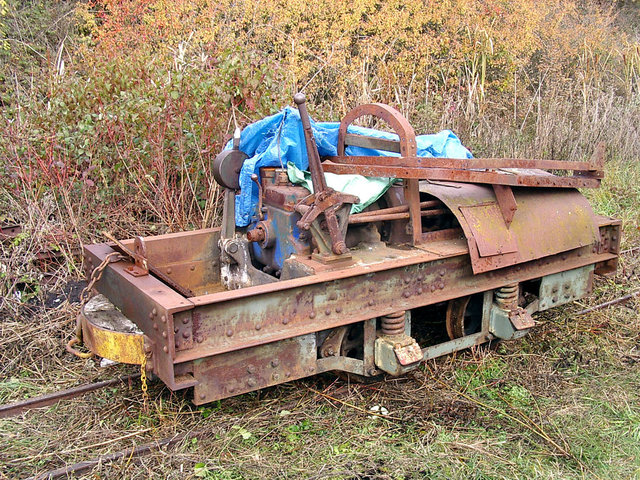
(140, 353, 149, 412)
(66, 252, 122, 359)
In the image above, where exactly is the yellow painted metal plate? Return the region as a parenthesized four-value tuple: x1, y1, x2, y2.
(80, 295, 145, 365)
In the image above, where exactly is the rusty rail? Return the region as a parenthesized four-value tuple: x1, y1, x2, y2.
(0, 374, 140, 419)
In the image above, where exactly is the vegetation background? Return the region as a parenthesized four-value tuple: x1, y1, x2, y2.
(0, 1, 639, 479)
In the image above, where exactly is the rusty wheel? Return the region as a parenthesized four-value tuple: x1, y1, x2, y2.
(445, 294, 483, 340)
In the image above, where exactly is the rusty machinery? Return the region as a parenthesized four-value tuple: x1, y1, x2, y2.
(78, 94, 620, 404)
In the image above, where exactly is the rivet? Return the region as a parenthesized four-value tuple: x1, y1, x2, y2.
(325, 308, 331, 316)
(417, 288, 423, 294)
(404, 277, 411, 284)
(612, 236, 617, 241)
(403, 291, 411, 298)
(336, 306, 342, 313)
(182, 317, 189, 324)
(162, 331, 167, 338)
(564, 284, 570, 290)
(226, 328, 233, 337)
(196, 336, 203, 343)
(552, 286, 558, 293)
(561, 254, 567, 260)
(308, 367, 315, 373)
(200, 393, 206, 400)
(175, 340, 180, 348)
(439, 269, 445, 276)
(368, 299, 374, 306)
(166, 267, 172, 274)
(228, 386, 235, 393)
(309, 311, 316, 319)
(272, 373, 280, 381)
(148, 312, 154, 319)
(282, 318, 289, 325)
(190, 265, 196, 271)
(552, 296, 558, 303)
(577, 251, 582, 257)
(182, 331, 189, 339)
(329, 292, 337, 300)
(438, 282, 445, 290)
(430, 285, 436, 292)
(564, 294, 571, 299)
(152, 308, 157, 316)
(271, 359, 280, 367)
(174, 326, 179, 333)
(161, 315, 167, 323)
(255, 323, 262, 330)
(247, 378, 257, 387)
(285, 371, 291, 378)
(247, 365, 256, 374)
(153, 323, 158, 330)
(369, 286, 375, 292)
(163, 346, 169, 353)
(417, 274, 424, 281)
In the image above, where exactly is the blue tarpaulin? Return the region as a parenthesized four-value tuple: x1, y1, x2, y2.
(230, 106, 472, 227)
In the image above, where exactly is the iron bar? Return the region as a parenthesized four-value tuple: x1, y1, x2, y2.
(0, 374, 140, 419)
(576, 290, 640, 315)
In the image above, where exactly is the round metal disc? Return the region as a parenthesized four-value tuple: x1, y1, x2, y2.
(212, 149, 248, 190)
(445, 294, 483, 340)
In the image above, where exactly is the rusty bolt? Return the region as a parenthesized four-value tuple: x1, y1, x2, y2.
(325, 308, 331, 316)
(175, 340, 180, 348)
(552, 296, 558, 303)
(190, 265, 196, 271)
(417, 274, 424, 281)
(166, 268, 172, 274)
(309, 311, 316, 319)
(438, 282, 445, 290)
(327, 347, 334, 356)
(336, 306, 342, 313)
(247, 365, 256, 374)
(255, 323, 262, 331)
(273, 373, 280, 381)
(182, 317, 189, 324)
(163, 346, 169, 353)
(152, 308, 157, 316)
(226, 328, 233, 337)
(418, 288, 423, 294)
(228, 386, 235, 393)
(271, 359, 280, 368)
(282, 318, 289, 325)
(162, 331, 167, 338)
(247, 378, 257, 388)
(403, 291, 411, 298)
(227, 242, 239, 254)
(430, 285, 436, 292)
(148, 312, 154, 319)
(174, 326, 179, 333)
(200, 393, 206, 400)
(247, 228, 266, 243)
(368, 368, 377, 376)
(182, 331, 189, 339)
(285, 372, 291, 378)
(153, 323, 158, 330)
(161, 316, 167, 323)
(368, 299, 374, 306)
(196, 336, 203, 343)
(404, 277, 411, 284)
(369, 286, 375, 293)
(439, 269, 445, 276)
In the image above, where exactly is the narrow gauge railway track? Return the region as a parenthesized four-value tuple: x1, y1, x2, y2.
(0, 374, 140, 419)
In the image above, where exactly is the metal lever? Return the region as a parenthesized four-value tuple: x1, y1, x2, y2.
(250, 173, 264, 220)
(293, 93, 358, 256)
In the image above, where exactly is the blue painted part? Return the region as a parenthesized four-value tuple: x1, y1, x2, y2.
(228, 107, 473, 227)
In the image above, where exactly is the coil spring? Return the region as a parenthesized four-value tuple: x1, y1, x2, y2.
(381, 311, 406, 335)
(495, 284, 518, 309)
